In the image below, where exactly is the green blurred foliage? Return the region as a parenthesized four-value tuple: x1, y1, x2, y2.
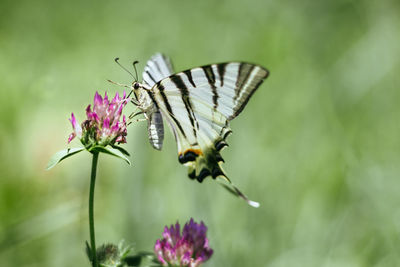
(0, 0, 399, 266)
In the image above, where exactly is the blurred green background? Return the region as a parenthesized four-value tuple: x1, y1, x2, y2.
(1, 0, 400, 266)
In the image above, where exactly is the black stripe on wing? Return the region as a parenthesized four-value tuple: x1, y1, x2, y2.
(157, 83, 187, 139)
(170, 75, 199, 138)
(202, 65, 219, 110)
(234, 64, 254, 104)
(183, 69, 197, 88)
(146, 90, 160, 110)
(145, 70, 157, 84)
(217, 63, 227, 87)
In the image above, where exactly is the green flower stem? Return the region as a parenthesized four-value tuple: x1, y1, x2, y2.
(89, 152, 99, 267)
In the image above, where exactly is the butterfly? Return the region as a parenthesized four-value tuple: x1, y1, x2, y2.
(111, 53, 269, 207)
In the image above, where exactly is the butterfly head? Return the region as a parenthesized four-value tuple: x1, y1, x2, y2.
(132, 81, 140, 90)
(131, 81, 141, 98)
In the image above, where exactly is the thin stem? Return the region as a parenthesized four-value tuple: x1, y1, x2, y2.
(89, 152, 99, 267)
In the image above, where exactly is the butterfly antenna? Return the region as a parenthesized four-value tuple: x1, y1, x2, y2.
(114, 57, 136, 79)
(107, 79, 131, 89)
(132, 60, 139, 82)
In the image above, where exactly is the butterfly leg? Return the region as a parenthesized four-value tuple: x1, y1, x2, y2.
(129, 110, 144, 119)
(137, 112, 149, 122)
(127, 117, 147, 126)
(129, 110, 149, 123)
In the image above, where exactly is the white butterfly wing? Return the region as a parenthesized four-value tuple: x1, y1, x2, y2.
(149, 62, 269, 183)
(142, 53, 174, 150)
(142, 53, 174, 87)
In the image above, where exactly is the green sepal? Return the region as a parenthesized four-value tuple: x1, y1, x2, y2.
(118, 240, 133, 260)
(89, 145, 131, 165)
(46, 147, 85, 170)
(97, 243, 120, 267)
(93, 241, 135, 267)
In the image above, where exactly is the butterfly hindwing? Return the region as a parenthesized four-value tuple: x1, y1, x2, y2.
(147, 110, 164, 150)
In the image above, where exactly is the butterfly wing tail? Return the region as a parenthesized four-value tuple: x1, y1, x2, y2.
(217, 176, 260, 208)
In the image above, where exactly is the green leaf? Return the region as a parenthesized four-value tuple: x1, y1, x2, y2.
(46, 147, 85, 170)
(89, 146, 131, 165)
(111, 145, 130, 157)
(85, 241, 93, 261)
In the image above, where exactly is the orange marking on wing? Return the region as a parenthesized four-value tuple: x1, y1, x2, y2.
(179, 148, 203, 156)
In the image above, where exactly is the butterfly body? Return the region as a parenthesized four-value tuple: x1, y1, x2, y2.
(125, 53, 269, 206)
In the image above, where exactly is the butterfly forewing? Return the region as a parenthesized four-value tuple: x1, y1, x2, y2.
(142, 53, 174, 87)
(151, 62, 269, 182)
(142, 53, 175, 150)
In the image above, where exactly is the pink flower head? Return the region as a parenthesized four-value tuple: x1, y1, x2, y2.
(154, 219, 213, 267)
(68, 91, 129, 146)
